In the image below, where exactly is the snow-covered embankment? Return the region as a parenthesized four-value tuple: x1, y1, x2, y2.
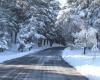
(62, 48, 100, 80)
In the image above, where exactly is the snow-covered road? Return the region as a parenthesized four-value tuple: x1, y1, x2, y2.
(0, 47, 88, 80)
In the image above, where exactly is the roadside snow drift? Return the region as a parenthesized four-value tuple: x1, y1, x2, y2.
(0, 49, 40, 63)
(0, 43, 62, 63)
(62, 48, 100, 80)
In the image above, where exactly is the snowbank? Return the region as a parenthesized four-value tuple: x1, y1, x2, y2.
(0, 49, 40, 63)
(0, 43, 63, 63)
(62, 48, 100, 80)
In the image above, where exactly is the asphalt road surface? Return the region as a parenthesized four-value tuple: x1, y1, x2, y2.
(0, 47, 88, 80)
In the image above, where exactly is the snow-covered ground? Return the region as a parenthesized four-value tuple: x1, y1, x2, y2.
(0, 43, 63, 63)
(0, 48, 40, 63)
(62, 48, 100, 80)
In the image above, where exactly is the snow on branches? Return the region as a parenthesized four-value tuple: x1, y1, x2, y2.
(72, 25, 99, 53)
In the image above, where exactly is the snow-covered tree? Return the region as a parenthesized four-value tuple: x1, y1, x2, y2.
(56, 0, 100, 47)
(15, 0, 60, 51)
(0, 7, 18, 52)
(72, 25, 99, 54)
(0, 0, 60, 51)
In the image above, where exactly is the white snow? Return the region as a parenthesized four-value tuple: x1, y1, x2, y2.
(79, 11, 85, 17)
(0, 48, 40, 63)
(62, 48, 100, 80)
(34, 33, 45, 39)
(58, 0, 66, 8)
(0, 40, 8, 49)
(0, 43, 63, 63)
(0, 43, 41, 63)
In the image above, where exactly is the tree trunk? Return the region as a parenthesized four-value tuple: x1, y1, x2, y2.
(15, 32, 17, 43)
(83, 47, 86, 54)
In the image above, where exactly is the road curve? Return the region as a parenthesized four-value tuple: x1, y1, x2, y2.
(0, 47, 88, 80)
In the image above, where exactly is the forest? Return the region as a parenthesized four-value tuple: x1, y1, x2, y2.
(0, 0, 100, 52)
